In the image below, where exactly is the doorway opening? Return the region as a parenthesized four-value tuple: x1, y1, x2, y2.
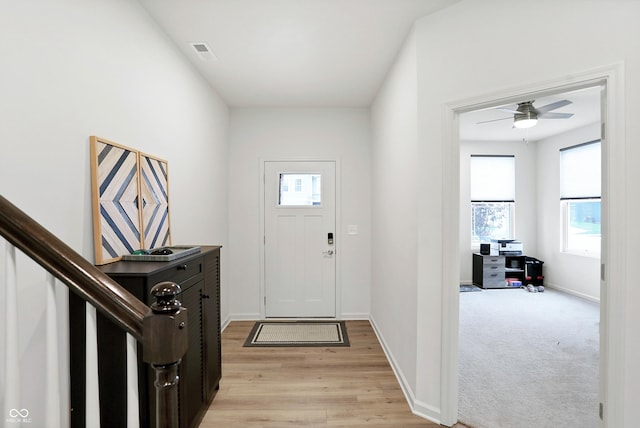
(455, 83, 604, 427)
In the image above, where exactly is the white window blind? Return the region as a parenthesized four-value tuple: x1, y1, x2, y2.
(470, 155, 515, 201)
(560, 141, 601, 199)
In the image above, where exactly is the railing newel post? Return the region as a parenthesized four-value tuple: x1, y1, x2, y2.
(143, 282, 189, 428)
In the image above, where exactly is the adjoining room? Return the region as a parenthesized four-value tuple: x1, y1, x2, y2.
(457, 85, 602, 427)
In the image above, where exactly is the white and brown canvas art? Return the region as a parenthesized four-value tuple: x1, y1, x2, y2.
(90, 136, 171, 264)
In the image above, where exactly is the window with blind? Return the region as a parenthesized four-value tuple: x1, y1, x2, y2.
(560, 141, 601, 255)
(470, 155, 515, 243)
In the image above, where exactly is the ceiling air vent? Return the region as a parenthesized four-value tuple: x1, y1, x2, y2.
(189, 42, 217, 61)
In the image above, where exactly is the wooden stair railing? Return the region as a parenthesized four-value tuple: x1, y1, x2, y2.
(0, 194, 187, 428)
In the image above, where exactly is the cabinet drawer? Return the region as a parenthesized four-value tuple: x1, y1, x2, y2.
(482, 256, 504, 266)
(482, 264, 504, 276)
(161, 259, 203, 285)
(482, 275, 505, 288)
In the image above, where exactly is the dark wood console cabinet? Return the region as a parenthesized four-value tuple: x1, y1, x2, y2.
(69, 246, 221, 428)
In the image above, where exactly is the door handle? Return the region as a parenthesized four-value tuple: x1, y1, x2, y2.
(323, 250, 334, 256)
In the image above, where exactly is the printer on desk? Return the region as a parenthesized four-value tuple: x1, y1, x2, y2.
(489, 239, 523, 256)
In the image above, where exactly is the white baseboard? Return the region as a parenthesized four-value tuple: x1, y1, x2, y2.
(228, 312, 261, 321)
(340, 312, 369, 320)
(412, 399, 443, 425)
(368, 315, 441, 426)
(221, 315, 232, 332)
(224, 312, 370, 325)
(545, 283, 601, 304)
(222, 313, 260, 331)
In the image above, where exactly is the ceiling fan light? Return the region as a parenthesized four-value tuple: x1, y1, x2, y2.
(514, 117, 538, 128)
(514, 107, 538, 129)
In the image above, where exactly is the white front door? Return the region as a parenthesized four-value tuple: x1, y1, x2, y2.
(264, 161, 336, 317)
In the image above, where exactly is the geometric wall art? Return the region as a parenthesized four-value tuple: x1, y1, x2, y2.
(139, 152, 171, 249)
(90, 136, 171, 265)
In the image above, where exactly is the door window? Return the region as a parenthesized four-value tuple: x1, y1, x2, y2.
(278, 173, 322, 206)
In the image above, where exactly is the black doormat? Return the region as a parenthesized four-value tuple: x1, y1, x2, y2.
(460, 284, 482, 292)
(243, 321, 350, 347)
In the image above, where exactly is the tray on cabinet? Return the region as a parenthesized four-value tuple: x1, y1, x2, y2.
(121, 245, 200, 262)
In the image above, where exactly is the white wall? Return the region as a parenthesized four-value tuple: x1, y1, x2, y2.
(537, 123, 601, 301)
(459, 141, 538, 283)
(0, 1, 229, 425)
(370, 28, 420, 399)
(227, 108, 371, 320)
(370, 0, 640, 425)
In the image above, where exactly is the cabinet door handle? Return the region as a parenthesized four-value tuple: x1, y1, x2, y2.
(202, 294, 210, 299)
(178, 264, 188, 270)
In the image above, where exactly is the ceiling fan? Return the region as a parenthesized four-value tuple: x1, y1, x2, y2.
(478, 99, 574, 129)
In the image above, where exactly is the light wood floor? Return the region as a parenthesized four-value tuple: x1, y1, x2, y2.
(200, 320, 468, 428)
